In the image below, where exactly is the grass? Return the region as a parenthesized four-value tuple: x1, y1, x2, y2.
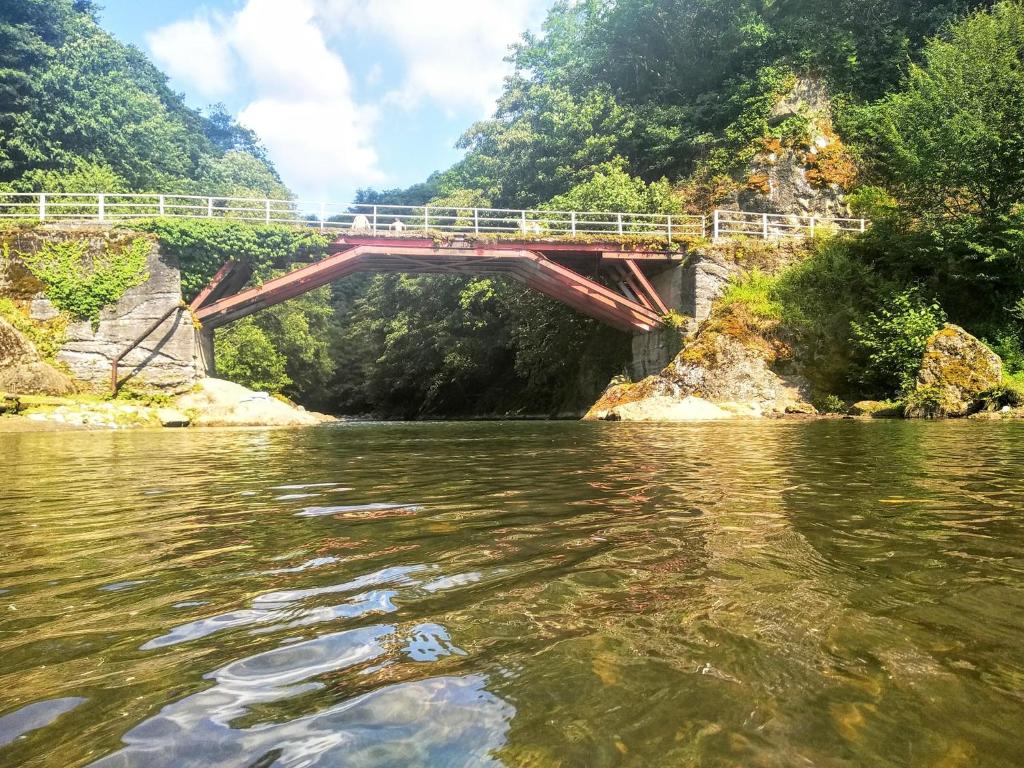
(716, 269, 783, 321)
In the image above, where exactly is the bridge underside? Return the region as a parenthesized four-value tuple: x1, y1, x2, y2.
(192, 237, 680, 333)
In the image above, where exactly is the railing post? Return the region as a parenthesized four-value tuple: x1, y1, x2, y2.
(38, 193, 46, 222)
(207, 197, 214, 218)
(319, 203, 325, 233)
(667, 215, 673, 244)
(861, 218, 866, 233)
(809, 216, 816, 239)
(473, 208, 479, 234)
(713, 210, 720, 240)
(372, 205, 378, 234)
(424, 206, 430, 232)
(264, 199, 271, 224)
(763, 212, 770, 239)
(97, 193, 105, 222)
(570, 211, 577, 236)
(521, 210, 527, 233)
(700, 215, 706, 239)
(158, 195, 165, 216)
(617, 212, 624, 235)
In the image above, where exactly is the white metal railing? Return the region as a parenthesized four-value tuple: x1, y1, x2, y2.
(711, 209, 867, 239)
(0, 192, 868, 243)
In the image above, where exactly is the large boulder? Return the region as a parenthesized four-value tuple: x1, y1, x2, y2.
(664, 332, 810, 413)
(584, 375, 679, 421)
(907, 324, 1002, 418)
(0, 318, 76, 395)
(0, 317, 39, 367)
(176, 378, 334, 427)
(604, 395, 734, 422)
(0, 361, 76, 396)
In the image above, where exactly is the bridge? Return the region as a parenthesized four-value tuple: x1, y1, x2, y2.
(2, 191, 868, 336)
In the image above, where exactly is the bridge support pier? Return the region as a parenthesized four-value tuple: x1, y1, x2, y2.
(196, 326, 216, 378)
(628, 254, 737, 379)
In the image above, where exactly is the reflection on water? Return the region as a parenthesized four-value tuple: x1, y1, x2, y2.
(2, 421, 1024, 766)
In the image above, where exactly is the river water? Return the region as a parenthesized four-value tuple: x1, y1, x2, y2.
(2, 421, 1024, 767)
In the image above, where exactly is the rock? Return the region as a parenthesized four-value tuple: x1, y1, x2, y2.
(0, 318, 39, 367)
(601, 395, 735, 422)
(785, 402, 819, 415)
(849, 401, 902, 418)
(665, 333, 810, 414)
(156, 408, 190, 428)
(176, 378, 334, 427)
(584, 376, 678, 421)
(0, 393, 20, 414)
(907, 324, 1002, 418)
(0, 361, 76, 396)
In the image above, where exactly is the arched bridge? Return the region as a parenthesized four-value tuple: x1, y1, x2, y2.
(0, 192, 868, 334)
(190, 235, 678, 333)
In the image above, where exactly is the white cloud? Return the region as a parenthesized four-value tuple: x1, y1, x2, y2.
(239, 99, 383, 201)
(146, 17, 235, 99)
(146, 0, 552, 199)
(316, 0, 549, 114)
(147, 0, 383, 201)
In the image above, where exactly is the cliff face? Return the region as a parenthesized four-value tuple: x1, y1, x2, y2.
(1, 226, 199, 394)
(733, 76, 856, 220)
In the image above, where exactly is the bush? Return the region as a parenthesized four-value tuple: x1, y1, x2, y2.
(813, 393, 847, 414)
(19, 237, 150, 323)
(850, 289, 946, 396)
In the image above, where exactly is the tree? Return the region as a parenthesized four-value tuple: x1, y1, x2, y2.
(867, 1, 1024, 222)
(215, 319, 292, 394)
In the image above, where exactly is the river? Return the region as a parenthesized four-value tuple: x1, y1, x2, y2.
(1, 421, 1023, 767)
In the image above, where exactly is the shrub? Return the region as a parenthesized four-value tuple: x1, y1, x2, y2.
(19, 237, 150, 323)
(850, 289, 946, 396)
(813, 393, 847, 414)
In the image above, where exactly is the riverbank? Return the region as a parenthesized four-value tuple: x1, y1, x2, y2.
(0, 378, 334, 431)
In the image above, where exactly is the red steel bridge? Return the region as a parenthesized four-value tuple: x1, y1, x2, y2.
(189, 235, 678, 333)
(0, 193, 867, 335)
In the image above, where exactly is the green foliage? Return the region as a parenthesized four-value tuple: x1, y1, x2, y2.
(864, 2, 1024, 223)
(719, 270, 782, 321)
(3, 157, 128, 193)
(19, 237, 150, 322)
(215, 318, 292, 394)
(850, 289, 946, 396)
(976, 374, 1024, 411)
(846, 186, 898, 219)
(544, 160, 682, 214)
(134, 219, 330, 301)
(246, 286, 338, 405)
(901, 385, 947, 419)
(0, 0, 283, 195)
(812, 393, 847, 414)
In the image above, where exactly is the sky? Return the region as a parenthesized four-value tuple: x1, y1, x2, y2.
(98, 0, 555, 203)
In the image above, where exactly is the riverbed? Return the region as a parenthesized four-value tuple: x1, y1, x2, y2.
(2, 421, 1024, 766)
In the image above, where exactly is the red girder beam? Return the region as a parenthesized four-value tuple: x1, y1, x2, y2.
(194, 244, 664, 333)
(624, 259, 670, 316)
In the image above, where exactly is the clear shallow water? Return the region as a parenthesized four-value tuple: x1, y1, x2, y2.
(1, 420, 1024, 767)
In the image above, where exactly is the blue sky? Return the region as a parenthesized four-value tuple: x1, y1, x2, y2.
(98, 0, 554, 203)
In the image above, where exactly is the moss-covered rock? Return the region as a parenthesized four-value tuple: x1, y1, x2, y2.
(849, 400, 902, 418)
(906, 324, 1002, 418)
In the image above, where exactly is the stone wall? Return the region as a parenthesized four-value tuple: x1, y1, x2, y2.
(1, 228, 200, 393)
